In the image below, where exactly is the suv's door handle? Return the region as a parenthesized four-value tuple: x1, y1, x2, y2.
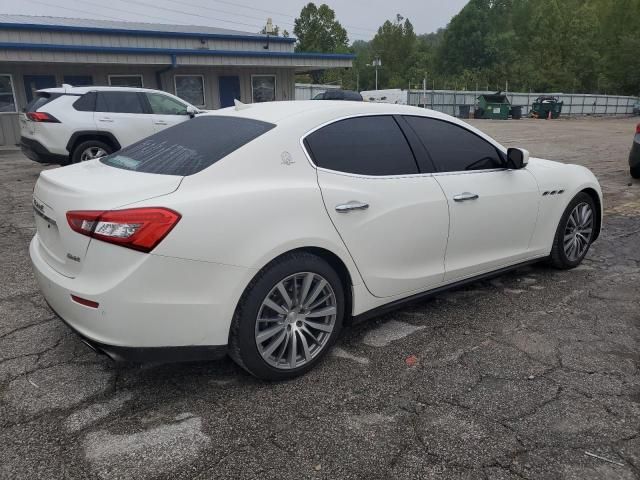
(453, 192, 479, 202)
(98, 117, 114, 123)
(154, 120, 168, 125)
(335, 201, 369, 212)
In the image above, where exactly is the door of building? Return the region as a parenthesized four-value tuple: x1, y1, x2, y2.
(219, 76, 241, 108)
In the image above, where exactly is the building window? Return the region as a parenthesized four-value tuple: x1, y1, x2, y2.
(174, 75, 205, 107)
(108, 75, 144, 88)
(64, 75, 93, 86)
(251, 75, 276, 103)
(0, 75, 17, 112)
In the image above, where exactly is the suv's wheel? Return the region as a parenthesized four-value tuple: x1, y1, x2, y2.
(549, 192, 596, 269)
(229, 252, 344, 380)
(72, 140, 113, 163)
(631, 165, 640, 179)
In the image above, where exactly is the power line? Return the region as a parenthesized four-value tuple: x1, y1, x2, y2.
(24, 0, 374, 41)
(23, 0, 129, 22)
(207, 0, 379, 34)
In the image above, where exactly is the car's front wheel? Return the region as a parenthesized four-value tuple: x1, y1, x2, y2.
(631, 165, 640, 179)
(549, 192, 596, 269)
(72, 140, 113, 164)
(229, 252, 344, 380)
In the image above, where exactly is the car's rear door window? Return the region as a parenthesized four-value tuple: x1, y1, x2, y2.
(96, 91, 146, 114)
(403, 116, 504, 172)
(101, 115, 275, 176)
(304, 115, 419, 176)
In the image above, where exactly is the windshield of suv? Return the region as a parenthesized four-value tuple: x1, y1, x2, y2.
(101, 115, 275, 176)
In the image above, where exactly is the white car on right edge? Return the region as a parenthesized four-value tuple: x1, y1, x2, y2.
(29, 100, 602, 380)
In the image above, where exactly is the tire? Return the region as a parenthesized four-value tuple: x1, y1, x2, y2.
(549, 192, 596, 269)
(228, 252, 344, 380)
(71, 140, 113, 164)
(631, 165, 640, 179)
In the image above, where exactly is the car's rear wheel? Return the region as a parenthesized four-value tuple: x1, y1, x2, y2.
(229, 252, 344, 380)
(631, 166, 640, 179)
(72, 140, 113, 164)
(549, 192, 596, 269)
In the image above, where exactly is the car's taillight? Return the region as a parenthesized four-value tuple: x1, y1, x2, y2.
(66, 207, 181, 253)
(636, 123, 640, 134)
(26, 111, 60, 123)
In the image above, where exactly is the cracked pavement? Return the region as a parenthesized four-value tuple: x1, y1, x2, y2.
(1, 116, 639, 479)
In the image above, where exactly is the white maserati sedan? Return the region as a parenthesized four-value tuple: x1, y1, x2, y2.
(30, 101, 602, 380)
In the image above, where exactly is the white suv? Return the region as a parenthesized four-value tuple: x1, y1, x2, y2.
(20, 85, 201, 165)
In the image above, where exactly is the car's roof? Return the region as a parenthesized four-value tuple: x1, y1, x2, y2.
(38, 85, 159, 94)
(210, 100, 452, 124)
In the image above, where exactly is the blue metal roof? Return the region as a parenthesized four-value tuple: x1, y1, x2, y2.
(0, 42, 355, 61)
(0, 14, 296, 44)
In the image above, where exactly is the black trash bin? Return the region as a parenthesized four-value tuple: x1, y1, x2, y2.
(510, 105, 523, 119)
(458, 105, 471, 118)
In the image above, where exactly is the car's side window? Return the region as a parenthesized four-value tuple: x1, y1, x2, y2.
(304, 116, 419, 176)
(96, 92, 146, 114)
(404, 116, 504, 172)
(146, 93, 188, 115)
(73, 92, 97, 112)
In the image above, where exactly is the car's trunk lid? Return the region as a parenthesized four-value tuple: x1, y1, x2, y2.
(33, 161, 182, 278)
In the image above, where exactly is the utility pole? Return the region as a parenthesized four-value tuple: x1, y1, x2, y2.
(423, 77, 427, 109)
(373, 56, 381, 90)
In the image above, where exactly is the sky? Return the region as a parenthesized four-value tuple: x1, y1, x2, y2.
(0, 0, 469, 41)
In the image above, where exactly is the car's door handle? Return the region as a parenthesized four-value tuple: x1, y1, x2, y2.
(335, 201, 369, 212)
(453, 192, 479, 202)
(98, 117, 114, 123)
(154, 121, 168, 125)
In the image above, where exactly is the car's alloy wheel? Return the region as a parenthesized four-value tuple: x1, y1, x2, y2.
(255, 272, 337, 370)
(80, 146, 108, 161)
(228, 252, 344, 380)
(563, 202, 593, 262)
(549, 192, 596, 269)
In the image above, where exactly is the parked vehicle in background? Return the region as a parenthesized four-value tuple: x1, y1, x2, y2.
(633, 101, 640, 115)
(20, 85, 201, 165)
(312, 89, 363, 101)
(630, 123, 640, 178)
(29, 101, 602, 380)
(360, 89, 408, 105)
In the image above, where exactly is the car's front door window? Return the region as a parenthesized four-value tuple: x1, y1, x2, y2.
(146, 93, 188, 116)
(404, 116, 504, 172)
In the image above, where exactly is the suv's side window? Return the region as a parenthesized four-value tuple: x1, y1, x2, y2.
(146, 93, 188, 115)
(404, 116, 504, 172)
(304, 116, 418, 176)
(96, 92, 146, 114)
(73, 92, 97, 112)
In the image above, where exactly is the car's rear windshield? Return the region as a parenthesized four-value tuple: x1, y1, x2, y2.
(24, 92, 63, 112)
(100, 115, 276, 176)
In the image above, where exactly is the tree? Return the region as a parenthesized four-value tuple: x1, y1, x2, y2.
(294, 3, 349, 53)
(370, 15, 418, 88)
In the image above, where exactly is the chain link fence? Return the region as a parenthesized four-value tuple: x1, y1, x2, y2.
(406, 90, 639, 117)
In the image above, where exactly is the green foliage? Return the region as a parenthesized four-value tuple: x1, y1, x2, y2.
(292, 0, 640, 95)
(293, 3, 349, 54)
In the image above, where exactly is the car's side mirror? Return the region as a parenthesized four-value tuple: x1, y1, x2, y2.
(507, 147, 529, 169)
(186, 105, 197, 118)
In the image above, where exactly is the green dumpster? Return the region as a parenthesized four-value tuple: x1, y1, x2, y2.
(530, 96, 563, 119)
(475, 92, 510, 120)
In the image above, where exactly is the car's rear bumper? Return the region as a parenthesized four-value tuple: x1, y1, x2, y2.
(630, 137, 640, 169)
(20, 136, 68, 164)
(30, 234, 250, 362)
(48, 301, 227, 362)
